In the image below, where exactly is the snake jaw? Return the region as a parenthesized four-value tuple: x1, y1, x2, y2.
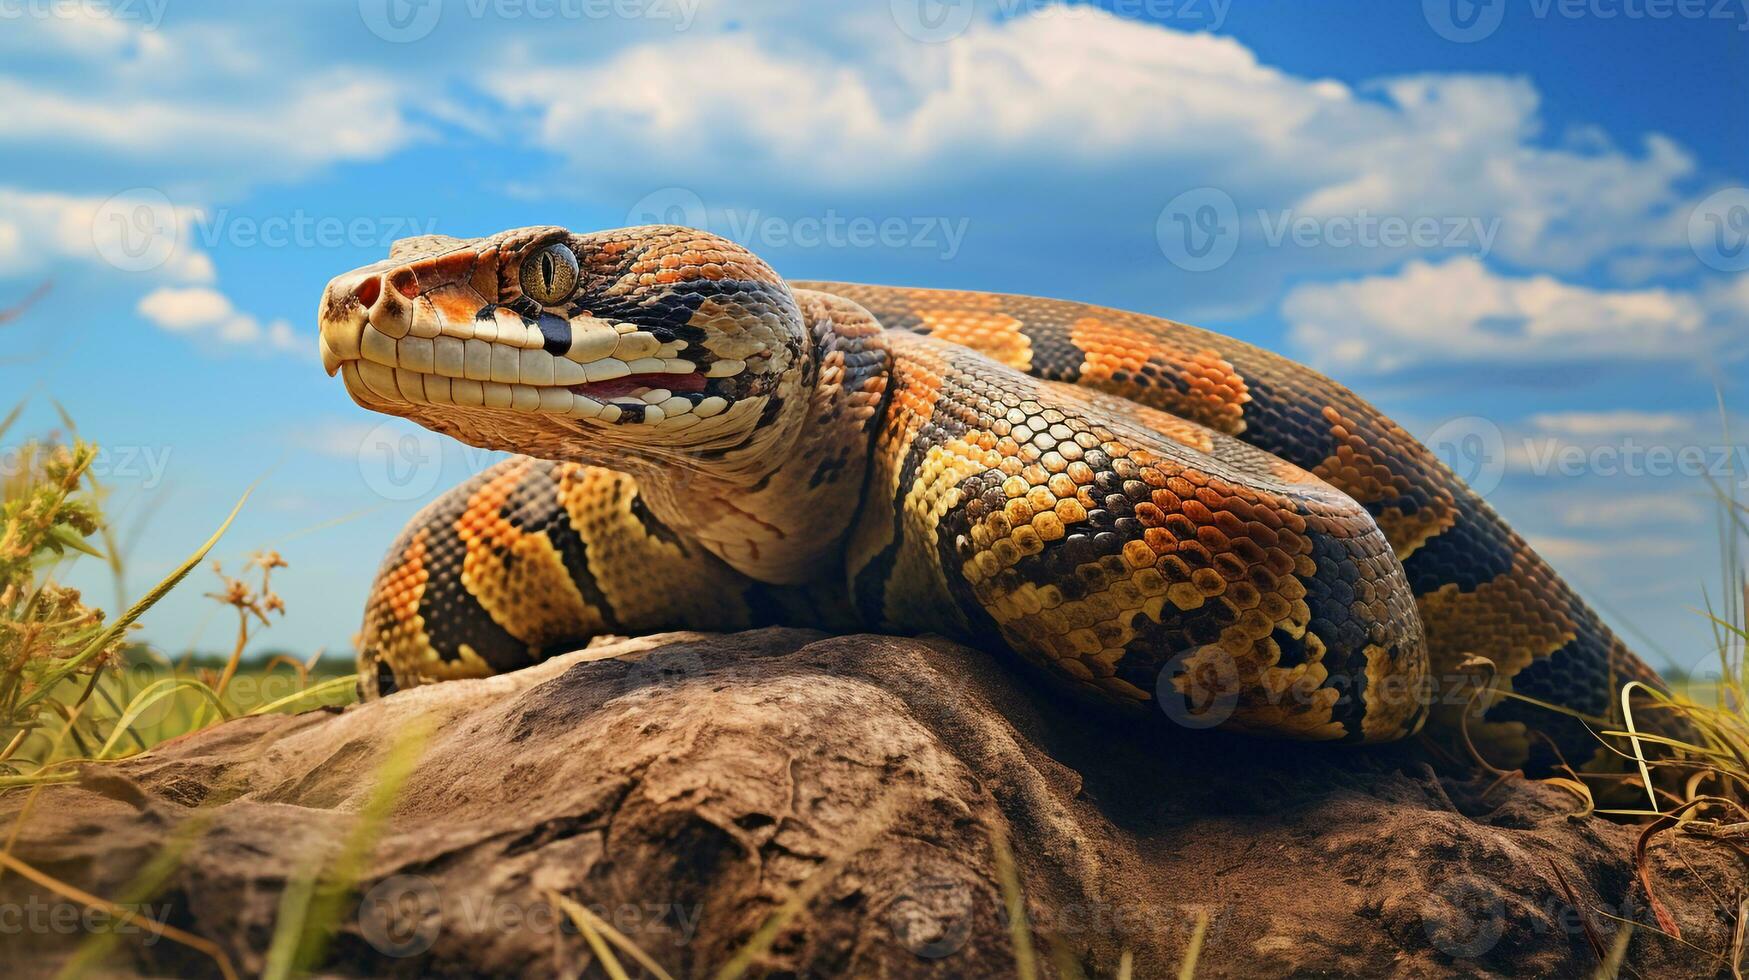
(318, 226, 805, 461)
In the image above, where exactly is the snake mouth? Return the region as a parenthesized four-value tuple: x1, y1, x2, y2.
(569, 370, 707, 400)
(318, 242, 745, 428)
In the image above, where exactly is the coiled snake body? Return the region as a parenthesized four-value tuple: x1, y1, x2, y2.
(318, 225, 1668, 770)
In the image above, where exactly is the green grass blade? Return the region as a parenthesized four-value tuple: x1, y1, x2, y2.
(15, 486, 252, 715)
(96, 679, 231, 760)
(245, 674, 359, 717)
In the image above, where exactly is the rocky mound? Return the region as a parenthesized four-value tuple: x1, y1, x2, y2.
(0, 628, 1737, 977)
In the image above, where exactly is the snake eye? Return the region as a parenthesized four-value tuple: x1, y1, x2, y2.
(519, 242, 579, 306)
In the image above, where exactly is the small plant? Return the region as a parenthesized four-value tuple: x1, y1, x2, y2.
(0, 400, 354, 783)
(0, 426, 130, 770)
(204, 551, 289, 695)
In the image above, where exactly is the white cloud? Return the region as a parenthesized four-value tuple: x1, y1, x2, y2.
(1529, 411, 1692, 438)
(0, 3, 170, 58)
(483, 9, 1706, 273)
(1526, 534, 1689, 564)
(0, 73, 420, 186)
(136, 287, 301, 354)
(1556, 493, 1708, 529)
(0, 187, 213, 283)
(0, 7, 425, 200)
(1280, 257, 1730, 371)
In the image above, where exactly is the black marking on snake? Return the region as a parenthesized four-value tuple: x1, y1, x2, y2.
(754, 394, 786, 430)
(1497, 632, 1612, 718)
(1218, 374, 1325, 468)
(627, 491, 686, 550)
(1324, 640, 1372, 743)
(1400, 514, 1515, 595)
(536, 312, 572, 356)
(512, 465, 619, 635)
(417, 516, 532, 672)
(1018, 323, 1085, 384)
(374, 658, 398, 696)
(1272, 627, 1310, 669)
(852, 430, 932, 628)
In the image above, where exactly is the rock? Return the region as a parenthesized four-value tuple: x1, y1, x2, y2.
(0, 628, 1738, 978)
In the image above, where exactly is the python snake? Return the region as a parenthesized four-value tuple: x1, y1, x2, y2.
(317, 225, 1671, 771)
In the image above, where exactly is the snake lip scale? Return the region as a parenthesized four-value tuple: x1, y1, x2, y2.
(319, 223, 1681, 772)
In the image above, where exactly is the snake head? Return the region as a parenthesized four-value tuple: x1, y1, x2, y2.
(317, 225, 808, 465)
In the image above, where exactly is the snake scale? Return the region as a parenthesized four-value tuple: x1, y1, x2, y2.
(317, 225, 1672, 772)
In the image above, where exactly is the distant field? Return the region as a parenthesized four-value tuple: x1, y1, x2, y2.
(7, 648, 358, 774)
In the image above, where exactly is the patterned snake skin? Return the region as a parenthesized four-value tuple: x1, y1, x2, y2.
(316, 225, 1671, 771)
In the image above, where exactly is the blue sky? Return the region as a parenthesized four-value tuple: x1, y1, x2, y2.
(0, 0, 1744, 674)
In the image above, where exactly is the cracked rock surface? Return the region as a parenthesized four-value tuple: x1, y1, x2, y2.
(1, 628, 1738, 977)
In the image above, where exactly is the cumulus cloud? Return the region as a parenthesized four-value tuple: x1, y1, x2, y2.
(136, 286, 302, 353)
(0, 73, 421, 191)
(1279, 257, 1735, 371)
(1525, 533, 1689, 564)
(0, 6, 425, 200)
(1555, 493, 1708, 529)
(1527, 411, 1693, 438)
(0, 187, 213, 283)
(483, 9, 1706, 275)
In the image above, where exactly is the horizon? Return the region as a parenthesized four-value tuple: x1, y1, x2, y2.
(0, 0, 1744, 676)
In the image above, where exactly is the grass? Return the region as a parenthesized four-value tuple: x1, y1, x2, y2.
(0, 423, 356, 778)
(0, 400, 358, 976)
(0, 332, 1743, 974)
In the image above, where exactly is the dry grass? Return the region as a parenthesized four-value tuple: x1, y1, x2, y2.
(0, 398, 356, 977)
(0, 285, 1743, 974)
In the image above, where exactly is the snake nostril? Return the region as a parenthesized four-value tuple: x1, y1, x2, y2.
(353, 275, 381, 309)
